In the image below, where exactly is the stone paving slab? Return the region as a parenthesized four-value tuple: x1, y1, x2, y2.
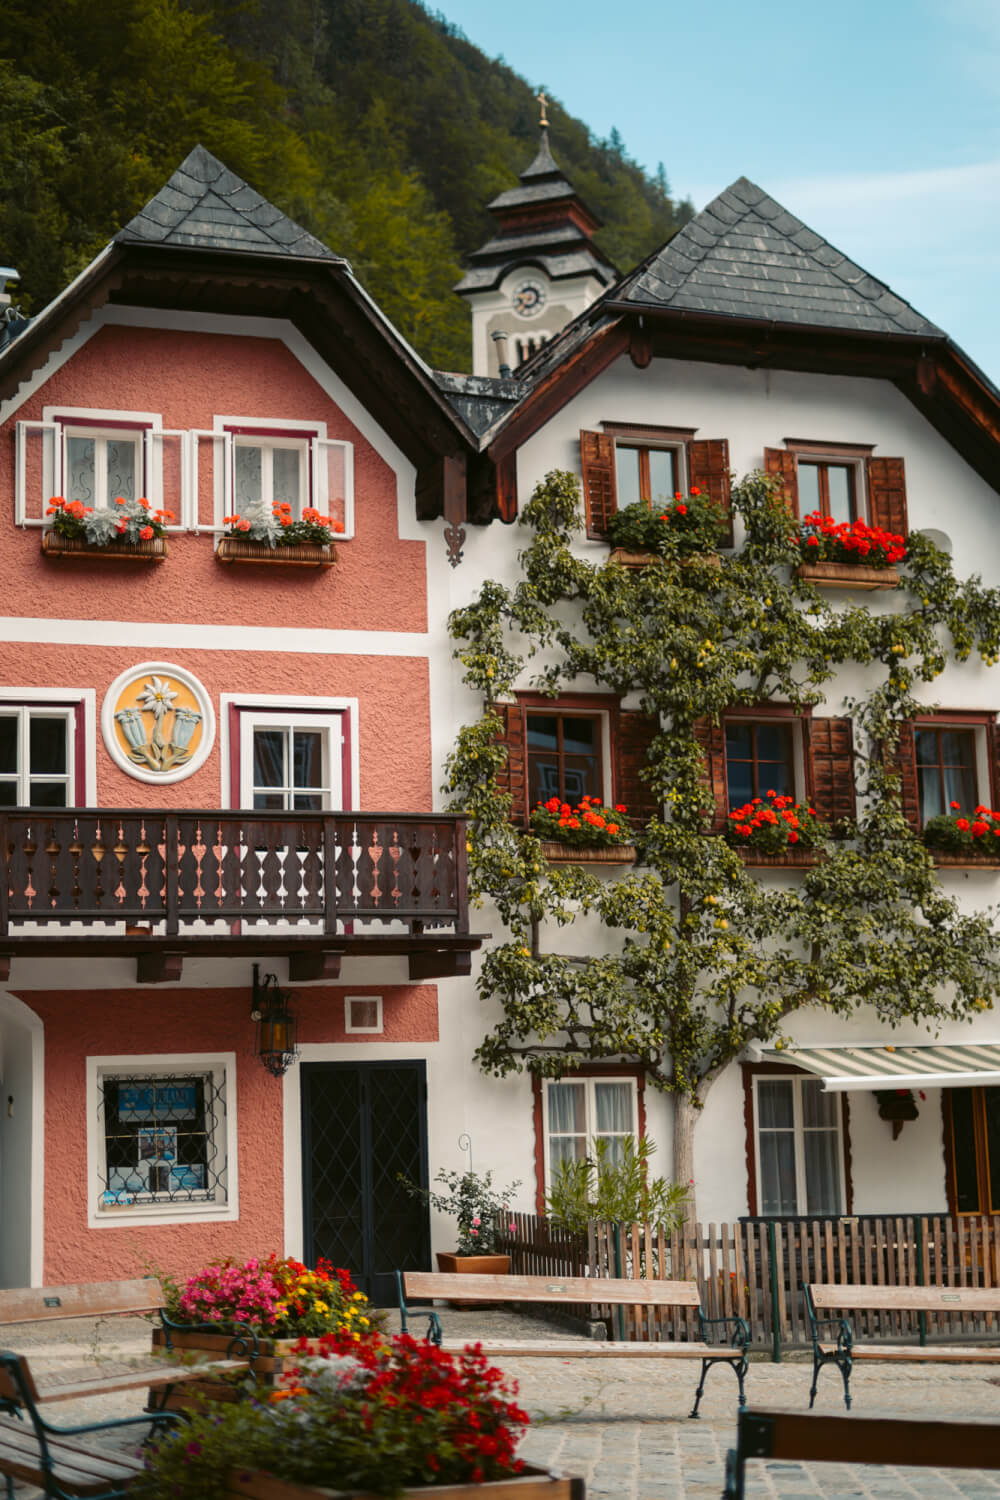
(4, 1305, 1000, 1496)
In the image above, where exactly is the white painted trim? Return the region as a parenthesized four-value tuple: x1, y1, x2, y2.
(345, 995, 383, 1034)
(282, 1062, 302, 1261)
(220, 694, 360, 810)
(0, 991, 45, 1286)
(101, 662, 216, 785)
(0, 687, 97, 804)
(85, 1051, 238, 1229)
(238, 709, 343, 811)
(1, 618, 429, 656)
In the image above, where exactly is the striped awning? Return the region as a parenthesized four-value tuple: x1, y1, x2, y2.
(754, 1041, 1000, 1091)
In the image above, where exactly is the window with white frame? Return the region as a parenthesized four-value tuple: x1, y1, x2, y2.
(0, 706, 75, 807)
(345, 995, 383, 1033)
(543, 1076, 638, 1185)
(88, 1055, 236, 1224)
(16, 409, 183, 528)
(753, 1073, 845, 1216)
(62, 421, 145, 508)
(240, 710, 345, 811)
(209, 419, 354, 537)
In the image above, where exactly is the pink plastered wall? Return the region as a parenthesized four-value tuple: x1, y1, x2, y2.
(0, 325, 427, 633)
(21, 983, 438, 1284)
(0, 642, 431, 809)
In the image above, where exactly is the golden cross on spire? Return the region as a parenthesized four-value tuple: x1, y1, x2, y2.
(536, 89, 549, 128)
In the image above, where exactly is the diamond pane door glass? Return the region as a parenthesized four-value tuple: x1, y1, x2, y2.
(105, 440, 136, 503)
(303, 1067, 365, 1274)
(369, 1067, 429, 1300)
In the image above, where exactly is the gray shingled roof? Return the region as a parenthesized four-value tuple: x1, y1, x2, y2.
(117, 146, 344, 262)
(615, 177, 944, 337)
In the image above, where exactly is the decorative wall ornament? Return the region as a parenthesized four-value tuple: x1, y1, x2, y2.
(444, 521, 466, 568)
(101, 662, 216, 784)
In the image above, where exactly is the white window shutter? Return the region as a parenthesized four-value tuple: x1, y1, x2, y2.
(15, 420, 59, 526)
(188, 430, 230, 532)
(312, 438, 354, 539)
(143, 429, 186, 527)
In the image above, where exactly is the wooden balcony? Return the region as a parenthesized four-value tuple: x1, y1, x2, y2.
(0, 810, 482, 983)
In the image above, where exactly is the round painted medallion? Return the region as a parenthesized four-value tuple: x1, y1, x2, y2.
(101, 662, 215, 784)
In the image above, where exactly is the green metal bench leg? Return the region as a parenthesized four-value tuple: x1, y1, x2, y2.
(689, 1353, 747, 1419)
(840, 1356, 853, 1410)
(722, 1445, 743, 1500)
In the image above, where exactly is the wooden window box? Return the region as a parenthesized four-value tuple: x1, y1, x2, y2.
(608, 547, 720, 571)
(930, 851, 1000, 868)
(41, 532, 168, 563)
(735, 846, 823, 867)
(796, 561, 899, 591)
(540, 840, 637, 866)
(226, 1464, 578, 1499)
(216, 537, 336, 568)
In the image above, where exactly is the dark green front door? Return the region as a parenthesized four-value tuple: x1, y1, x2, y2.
(301, 1061, 430, 1304)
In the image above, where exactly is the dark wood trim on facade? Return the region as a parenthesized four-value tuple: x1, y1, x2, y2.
(487, 322, 631, 464)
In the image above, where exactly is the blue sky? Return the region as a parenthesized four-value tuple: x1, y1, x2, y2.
(438, 0, 1000, 383)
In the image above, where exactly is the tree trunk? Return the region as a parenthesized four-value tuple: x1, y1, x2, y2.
(673, 1092, 700, 1224)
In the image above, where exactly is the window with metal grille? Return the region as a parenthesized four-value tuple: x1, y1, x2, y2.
(93, 1064, 231, 1218)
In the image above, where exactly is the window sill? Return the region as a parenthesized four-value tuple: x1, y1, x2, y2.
(734, 846, 823, 867)
(796, 561, 899, 591)
(608, 547, 720, 571)
(539, 840, 637, 866)
(216, 537, 337, 568)
(41, 532, 169, 563)
(929, 851, 1000, 868)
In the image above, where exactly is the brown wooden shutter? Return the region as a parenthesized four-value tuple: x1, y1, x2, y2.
(492, 702, 528, 825)
(886, 722, 921, 832)
(614, 711, 661, 824)
(692, 716, 729, 832)
(580, 430, 617, 536)
(867, 456, 908, 537)
(806, 717, 856, 830)
(495, 452, 518, 523)
(764, 448, 799, 519)
(687, 438, 733, 547)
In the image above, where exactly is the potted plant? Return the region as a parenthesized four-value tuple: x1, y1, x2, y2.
(400, 1167, 522, 1275)
(133, 1331, 574, 1500)
(42, 495, 173, 560)
(726, 789, 825, 865)
(217, 499, 342, 567)
(151, 1254, 379, 1403)
(544, 1136, 689, 1236)
(529, 795, 636, 865)
(795, 511, 905, 589)
(922, 803, 1000, 865)
(605, 488, 725, 567)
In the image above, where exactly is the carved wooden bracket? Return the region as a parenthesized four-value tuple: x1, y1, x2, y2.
(288, 950, 343, 982)
(444, 522, 466, 567)
(408, 949, 473, 981)
(136, 951, 184, 984)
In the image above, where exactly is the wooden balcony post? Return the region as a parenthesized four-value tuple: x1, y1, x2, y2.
(323, 815, 338, 935)
(454, 817, 470, 935)
(164, 815, 179, 936)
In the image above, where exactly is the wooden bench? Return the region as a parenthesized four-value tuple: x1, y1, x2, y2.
(723, 1407, 1000, 1498)
(0, 1278, 258, 1499)
(806, 1282, 1000, 1409)
(396, 1270, 749, 1418)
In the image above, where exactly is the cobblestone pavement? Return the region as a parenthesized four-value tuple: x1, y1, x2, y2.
(3, 1306, 1000, 1497)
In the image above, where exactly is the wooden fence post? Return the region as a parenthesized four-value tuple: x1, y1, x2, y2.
(767, 1219, 781, 1363)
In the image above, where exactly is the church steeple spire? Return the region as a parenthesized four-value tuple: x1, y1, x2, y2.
(455, 102, 619, 376)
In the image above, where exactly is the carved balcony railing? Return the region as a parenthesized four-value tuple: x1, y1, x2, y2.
(0, 810, 470, 939)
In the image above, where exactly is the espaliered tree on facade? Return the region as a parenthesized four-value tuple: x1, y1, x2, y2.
(445, 471, 1000, 1217)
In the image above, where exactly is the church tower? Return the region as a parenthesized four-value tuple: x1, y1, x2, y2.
(455, 96, 619, 376)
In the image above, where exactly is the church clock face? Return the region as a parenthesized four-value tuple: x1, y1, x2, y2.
(513, 279, 546, 318)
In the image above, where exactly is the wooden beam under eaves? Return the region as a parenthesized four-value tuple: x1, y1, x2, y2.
(288, 950, 343, 982)
(408, 949, 473, 981)
(136, 952, 184, 984)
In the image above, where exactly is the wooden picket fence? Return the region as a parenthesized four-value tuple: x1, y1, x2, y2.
(495, 1212, 1000, 1354)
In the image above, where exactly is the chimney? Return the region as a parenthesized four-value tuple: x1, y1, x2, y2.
(491, 330, 512, 378)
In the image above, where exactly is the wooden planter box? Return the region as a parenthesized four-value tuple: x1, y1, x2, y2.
(539, 841, 637, 866)
(217, 536, 336, 568)
(41, 531, 168, 563)
(930, 851, 1000, 868)
(151, 1326, 296, 1408)
(734, 846, 822, 867)
(226, 1464, 582, 1500)
(608, 548, 720, 571)
(796, 561, 899, 591)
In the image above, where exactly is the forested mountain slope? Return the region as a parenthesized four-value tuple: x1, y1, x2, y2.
(0, 0, 690, 368)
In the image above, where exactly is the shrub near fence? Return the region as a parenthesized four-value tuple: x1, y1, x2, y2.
(495, 1213, 1000, 1354)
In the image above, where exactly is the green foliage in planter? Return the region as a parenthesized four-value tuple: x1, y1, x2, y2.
(47, 495, 172, 543)
(605, 490, 724, 556)
(443, 466, 1000, 1211)
(545, 1136, 689, 1234)
(726, 791, 824, 852)
(923, 807, 1000, 854)
(530, 795, 634, 848)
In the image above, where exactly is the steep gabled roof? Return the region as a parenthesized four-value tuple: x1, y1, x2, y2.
(117, 146, 343, 262)
(613, 176, 944, 338)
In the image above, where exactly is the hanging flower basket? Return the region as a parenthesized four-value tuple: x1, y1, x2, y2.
(41, 532, 168, 563)
(216, 536, 336, 569)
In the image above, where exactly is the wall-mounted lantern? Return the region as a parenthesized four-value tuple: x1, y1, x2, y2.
(251, 964, 299, 1077)
(875, 1088, 919, 1140)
